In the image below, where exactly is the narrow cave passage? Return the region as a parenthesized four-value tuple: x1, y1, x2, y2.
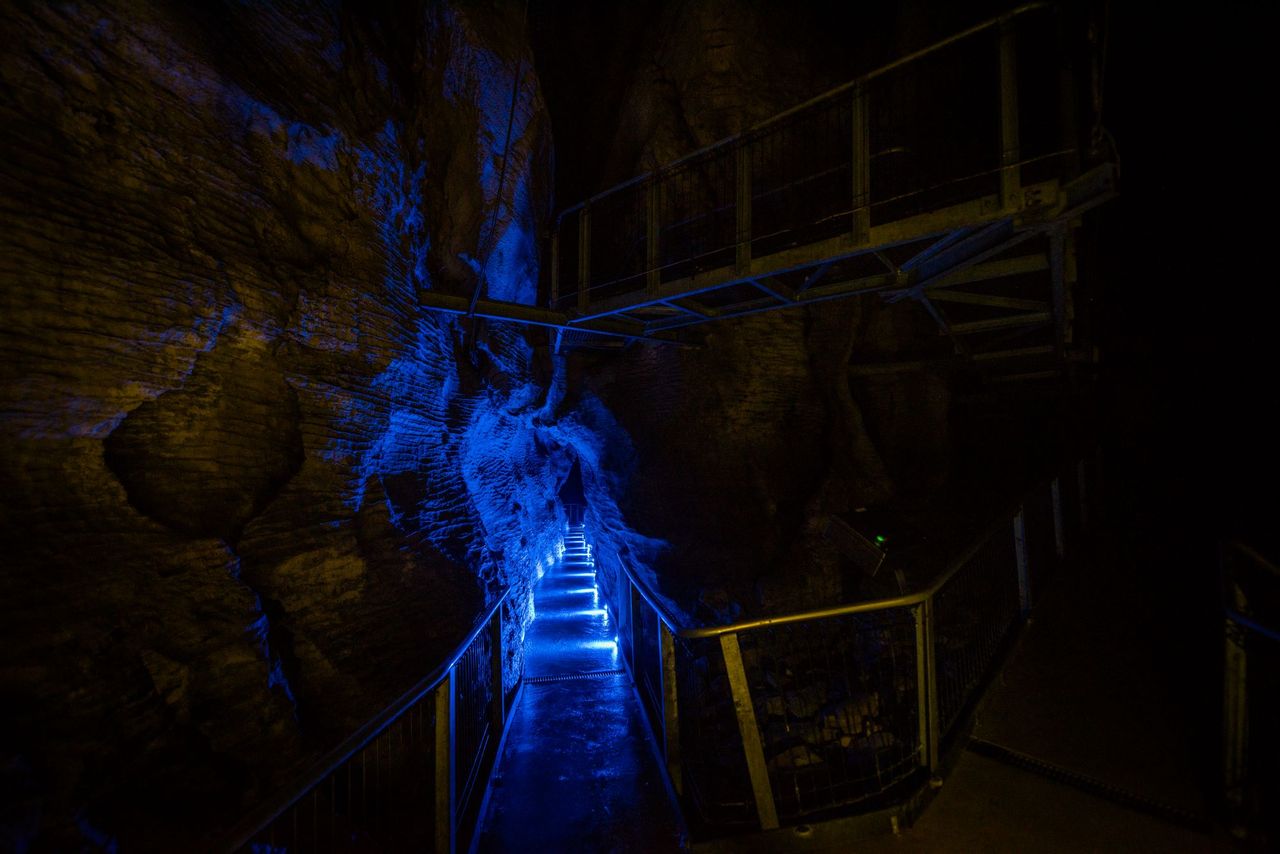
(473, 509, 685, 852)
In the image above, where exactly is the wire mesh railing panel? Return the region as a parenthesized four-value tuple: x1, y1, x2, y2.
(452, 625, 494, 830)
(1246, 631, 1280, 841)
(1024, 482, 1059, 599)
(596, 554, 631, 668)
(1014, 7, 1076, 186)
(868, 28, 1001, 225)
(735, 609, 922, 820)
(675, 635, 758, 828)
(658, 148, 737, 284)
(748, 95, 854, 258)
(245, 693, 437, 852)
(633, 594, 665, 744)
(933, 523, 1020, 736)
(588, 182, 649, 301)
(500, 597, 523, 708)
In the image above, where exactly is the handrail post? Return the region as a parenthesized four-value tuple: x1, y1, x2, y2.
(735, 143, 752, 274)
(434, 673, 455, 854)
(660, 622, 682, 795)
(1054, 3, 1081, 177)
(923, 597, 940, 772)
(1222, 571, 1249, 817)
(914, 602, 930, 769)
(1077, 456, 1089, 532)
(851, 83, 871, 244)
(489, 605, 505, 735)
(719, 632, 778, 830)
(1050, 476, 1066, 560)
(577, 206, 591, 313)
(1014, 506, 1031, 616)
(999, 17, 1021, 209)
(646, 179, 661, 297)
(550, 228, 560, 308)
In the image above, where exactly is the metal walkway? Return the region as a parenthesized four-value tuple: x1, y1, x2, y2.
(472, 524, 685, 853)
(424, 3, 1117, 381)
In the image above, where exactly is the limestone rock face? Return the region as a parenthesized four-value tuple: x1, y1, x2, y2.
(0, 0, 561, 847)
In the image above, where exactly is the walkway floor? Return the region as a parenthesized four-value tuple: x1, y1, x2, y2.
(474, 529, 685, 853)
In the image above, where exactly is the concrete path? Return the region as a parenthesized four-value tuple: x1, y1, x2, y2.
(473, 526, 685, 853)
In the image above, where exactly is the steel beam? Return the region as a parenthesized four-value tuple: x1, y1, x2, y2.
(927, 290, 1049, 311)
(927, 254, 1048, 289)
(749, 276, 796, 303)
(950, 311, 1052, 335)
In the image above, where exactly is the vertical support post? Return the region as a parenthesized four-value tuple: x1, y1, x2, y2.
(1077, 456, 1089, 532)
(1014, 506, 1031, 616)
(1223, 576, 1249, 817)
(914, 603, 930, 768)
(923, 596, 940, 771)
(627, 581, 639, 674)
(999, 18, 1021, 209)
(577, 207, 591, 313)
(851, 84, 871, 245)
(735, 144, 752, 274)
(549, 228, 560, 308)
(489, 606, 505, 735)
(719, 632, 778, 830)
(1049, 225, 1067, 360)
(646, 179, 661, 297)
(1051, 477, 1066, 560)
(659, 622, 682, 794)
(434, 673, 455, 854)
(1055, 3, 1081, 178)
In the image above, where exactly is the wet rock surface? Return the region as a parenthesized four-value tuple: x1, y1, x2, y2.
(0, 0, 562, 847)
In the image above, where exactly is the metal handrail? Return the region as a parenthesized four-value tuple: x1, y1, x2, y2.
(615, 500, 1018, 641)
(555, 1, 1051, 220)
(219, 588, 511, 851)
(599, 465, 1079, 833)
(675, 509, 1018, 639)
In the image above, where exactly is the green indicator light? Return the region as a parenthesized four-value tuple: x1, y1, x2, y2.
(874, 535, 886, 545)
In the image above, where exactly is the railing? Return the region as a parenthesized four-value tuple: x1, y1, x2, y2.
(1221, 541, 1280, 840)
(597, 468, 1079, 834)
(565, 502, 587, 526)
(551, 2, 1079, 315)
(220, 590, 519, 853)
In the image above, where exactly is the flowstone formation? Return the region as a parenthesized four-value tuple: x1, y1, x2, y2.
(0, 1, 658, 847)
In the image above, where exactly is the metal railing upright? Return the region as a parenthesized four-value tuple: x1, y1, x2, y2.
(219, 590, 519, 853)
(595, 467, 1079, 833)
(1221, 541, 1280, 839)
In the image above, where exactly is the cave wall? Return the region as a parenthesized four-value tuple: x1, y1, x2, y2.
(545, 0, 961, 618)
(0, 0, 585, 847)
